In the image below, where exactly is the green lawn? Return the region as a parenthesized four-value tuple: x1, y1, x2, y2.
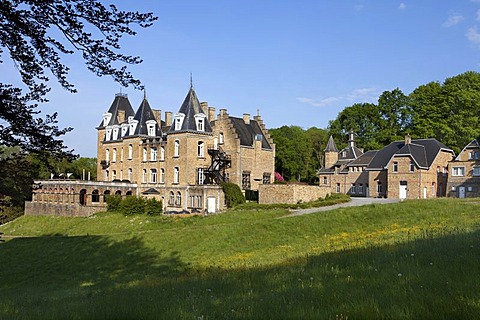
(1, 198, 480, 319)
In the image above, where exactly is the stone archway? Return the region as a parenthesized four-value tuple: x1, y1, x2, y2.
(79, 189, 87, 206)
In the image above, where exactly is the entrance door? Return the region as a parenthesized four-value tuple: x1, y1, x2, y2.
(399, 181, 408, 199)
(458, 186, 466, 198)
(207, 197, 216, 214)
(423, 187, 427, 199)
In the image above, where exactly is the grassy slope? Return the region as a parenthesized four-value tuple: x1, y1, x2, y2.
(1, 198, 480, 319)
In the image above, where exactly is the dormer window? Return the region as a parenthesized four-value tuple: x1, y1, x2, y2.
(103, 112, 112, 127)
(194, 113, 207, 132)
(121, 123, 129, 137)
(129, 120, 138, 135)
(105, 127, 112, 141)
(174, 113, 185, 130)
(146, 120, 156, 137)
(112, 125, 120, 140)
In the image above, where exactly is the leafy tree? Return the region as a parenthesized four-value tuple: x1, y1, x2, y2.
(0, 0, 156, 156)
(377, 88, 412, 145)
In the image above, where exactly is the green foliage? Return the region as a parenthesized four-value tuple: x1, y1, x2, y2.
(35, 156, 97, 180)
(270, 126, 328, 183)
(145, 198, 163, 216)
(221, 182, 246, 208)
(106, 195, 162, 216)
(1, 199, 480, 318)
(327, 71, 480, 153)
(105, 195, 122, 212)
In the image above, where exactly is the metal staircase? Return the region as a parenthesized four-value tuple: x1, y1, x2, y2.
(202, 145, 231, 184)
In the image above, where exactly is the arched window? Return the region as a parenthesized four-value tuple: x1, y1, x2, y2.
(79, 189, 87, 206)
(197, 141, 204, 157)
(128, 168, 133, 181)
(151, 147, 157, 161)
(103, 190, 111, 202)
(106, 149, 110, 161)
(112, 148, 117, 162)
(112, 170, 117, 180)
(160, 146, 165, 161)
(105, 169, 109, 181)
(143, 147, 147, 161)
(126, 190, 133, 196)
(176, 191, 182, 206)
(219, 132, 224, 144)
(160, 168, 165, 183)
(150, 169, 157, 183)
(128, 144, 133, 159)
(174, 167, 179, 184)
(169, 191, 175, 205)
(142, 169, 147, 183)
(115, 190, 122, 195)
(174, 140, 180, 157)
(92, 190, 100, 203)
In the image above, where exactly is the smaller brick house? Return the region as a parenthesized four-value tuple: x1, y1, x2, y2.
(319, 133, 455, 199)
(446, 139, 480, 198)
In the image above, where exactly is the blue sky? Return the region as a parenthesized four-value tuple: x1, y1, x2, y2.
(4, 1, 480, 157)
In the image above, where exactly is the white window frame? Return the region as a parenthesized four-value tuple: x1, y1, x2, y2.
(473, 166, 480, 176)
(160, 168, 165, 183)
(174, 140, 180, 157)
(142, 169, 147, 183)
(143, 147, 147, 162)
(112, 148, 117, 162)
(105, 149, 110, 162)
(393, 162, 398, 173)
(146, 120, 156, 137)
(452, 166, 465, 177)
(128, 168, 132, 181)
(150, 147, 157, 161)
(198, 168, 204, 185)
(174, 167, 179, 184)
(128, 144, 133, 160)
(197, 141, 205, 158)
(150, 169, 157, 183)
(160, 146, 165, 161)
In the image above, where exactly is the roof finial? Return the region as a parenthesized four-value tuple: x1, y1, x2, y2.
(143, 86, 147, 100)
(190, 73, 193, 89)
(257, 108, 260, 116)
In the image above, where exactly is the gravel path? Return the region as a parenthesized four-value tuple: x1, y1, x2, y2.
(286, 197, 401, 217)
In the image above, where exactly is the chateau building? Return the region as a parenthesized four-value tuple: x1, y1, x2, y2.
(319, 133, 455, 199)
(26, 85, 275, 216)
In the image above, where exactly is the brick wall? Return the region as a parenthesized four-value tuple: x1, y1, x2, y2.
(259, 184, 329, 204)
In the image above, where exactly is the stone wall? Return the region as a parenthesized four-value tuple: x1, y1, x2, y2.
(259, 184, 329, 204)
(25, 202, 104, 217)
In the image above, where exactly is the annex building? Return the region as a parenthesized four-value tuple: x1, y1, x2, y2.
(26, 85, 275, 216)
(319, 132, 480, 199)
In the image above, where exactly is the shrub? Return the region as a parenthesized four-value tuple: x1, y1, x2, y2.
(220, 182, 245, 208)
(145, 198, 163, 216)
(119, 196, 146, 216)
(105, 195, 122, 211)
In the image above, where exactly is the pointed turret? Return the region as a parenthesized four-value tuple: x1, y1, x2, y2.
(324, 136, 339, 168)
(131, 97, 162, 137)
(168, 86, 213, 134)
(99, 93, 135, 128)
(325, 135, 339, 152)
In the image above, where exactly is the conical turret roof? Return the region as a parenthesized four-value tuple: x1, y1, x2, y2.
(168, 86, 213, 133)
(325, 135, 338, 152)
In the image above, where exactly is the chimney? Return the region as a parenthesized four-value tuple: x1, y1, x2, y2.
(348, 130, 355, 148)
(165, 111, 172, 127)
(153, 109, 161, 125)
(219, 109, 228, 119)
(208, 107, 215, 121)
(243, 113, 251, 125)
(405, 133, 411, 145)
(200, 101, 208, 113)
(118, 110, 125, 123)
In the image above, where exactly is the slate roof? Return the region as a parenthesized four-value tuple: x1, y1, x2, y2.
(325, 136, 338, 152)
(368, 138, 453, 170)
(455, 139, 480, 160)
(168, 87, 213, 134)
(347, 150, 378, 167)
(99, 93, 135, 127)
(132, 98, 162, 137)
(142, 188, 160, 195)
(227, 117, 272, 149)
(338, 145, 363, 160)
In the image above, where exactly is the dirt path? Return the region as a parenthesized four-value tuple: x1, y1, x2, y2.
(285, 197, 401, 217)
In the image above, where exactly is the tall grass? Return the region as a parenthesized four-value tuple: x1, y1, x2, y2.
(1, 198, 480, 319)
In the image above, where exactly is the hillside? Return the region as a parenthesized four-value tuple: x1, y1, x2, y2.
(1, 199, 480, 319)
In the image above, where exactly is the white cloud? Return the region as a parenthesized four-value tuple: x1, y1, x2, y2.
(296, 96, 340, 107)
(398, 3, 406, 10)
(297, 87, 379, 108)
(466, 26, 480, 47)
(442, 13, 464, 27)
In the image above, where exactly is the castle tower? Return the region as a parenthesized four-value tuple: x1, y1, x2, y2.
(324, 135, 339, 168)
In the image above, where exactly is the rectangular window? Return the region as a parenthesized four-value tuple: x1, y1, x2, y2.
(336, 183, 340, 193)
(151, 147, 157, 161)
(263, 173, 271, 184)
(159, 169, 165, 183)
(393, 162, 398, 173)
(452, 167, 465, 177)
(143, 147, 147, 162)
(160, 146, 165, 161)
(351, 184, 356, 194)
(358, 184, 363, 194)
(198, 168, 204, 185)
(323, 176, 327, 185)
(150, 169, 157, 183)
(377, 183, 382, 193)
(410, 162, 415, 172)
(242, 172, 251, 190)
(473, 167, 480, 176)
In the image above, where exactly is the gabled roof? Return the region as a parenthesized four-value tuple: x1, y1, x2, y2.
(131, 98, 162, 137)
(347, 150, 378, 167)
(228, 117, 272, 149)
(168, 87, 213, 134)
(338, 145, 363, 160)
(325, 136, 338, 152)
(368, 138, 453, 170)
(455, 139, 480, 160)
(99, 93, 135, 127)
(142, 188, 160, 195)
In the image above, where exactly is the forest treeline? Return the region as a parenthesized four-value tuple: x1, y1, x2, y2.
(271, 71, 480, 183)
